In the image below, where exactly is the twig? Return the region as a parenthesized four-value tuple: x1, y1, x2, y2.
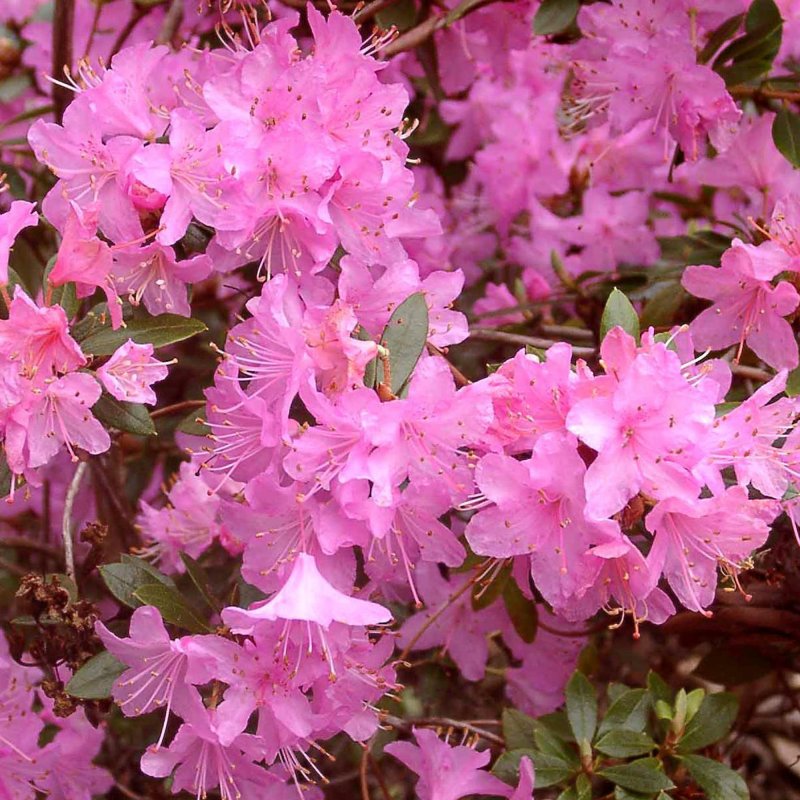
(354, 0, 401, 23)
(150, 399, 206, 420)
(383, 714, 504, 746)
(469, 328, 596, 358)
(51, 0, 75, 123)
(367, 753, 392, 800)
(360, 748, 371, 800)
(730, 363, 773, 382)
(62, 461, 87, 585)
(0, 536, 64, 561)
(539, 323, 594, 342)
(156, 0, 184, 46)
(398, 567, 483, 661)
(109, 6, 148, 59)
(427, 343, 471, 386)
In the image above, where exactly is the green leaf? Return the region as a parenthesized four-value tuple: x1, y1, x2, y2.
(595, 730, 657, 758)
(533, 0, 579, 35)
(179, 553, 220, 613)
(658, 231, 731, 266)
(693, 645, 775, 686)
(614, 788, 657, 800)
(786, 366, 800, 397)
(773, 108, 800, 168)
(503, 708, 537, 751)
(680, 755, 749, 800)
(491, 749, 538, 785)
(99, 556, 175, 609)
(43, 256, 78, 320)
(133, 583, 211, 633)
(494, 750, 575, 789)
(176, 407, 209, 436)
(599, 688, 651, 735)
(639, 282, 686, 329)
(714, 0, 782, 85)
(599, 759, 675, 794)
(92, 391, 156, 436)
(471, 560, 511, 611)
(356, 327, 378, 389)
(78, 313, 207, 356)
(698, 13, 746, 63)
(565, 671, 597, 745)
(600, 288, 639, 342)
(647, 671, 673, 706)
(677, 693, 738, 752)
(502, 578, 538, 643)
(377, 293, 429, 395)
(66, 651, 126, 699)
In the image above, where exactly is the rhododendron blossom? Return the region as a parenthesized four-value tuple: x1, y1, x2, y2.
(1, 0, 799, 797)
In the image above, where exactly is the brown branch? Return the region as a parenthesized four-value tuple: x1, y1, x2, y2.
(469, 328, 596, 357)
(0, 536, 64, 560)
(150, 399, 206, 420)
(382, 714, 505, 746)
(52, 0, 75, 124)
(354, 0, 402, 23)
(156, 0, 184, 46)
(427, 343, 471, 386)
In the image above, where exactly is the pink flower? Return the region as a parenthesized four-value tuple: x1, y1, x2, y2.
(223, 552, 391, 632)
(24, 373, 110, 468)
(566, 329, 716, 519)
(112, 243, 212, 317)
(646, 487, 779, 613)
(0, 288, 86, 379)
(682, 239, 799, 369)
(97, 340, 170, 405)
(0, 201, 37, 285)
(386, 728, 533, 800)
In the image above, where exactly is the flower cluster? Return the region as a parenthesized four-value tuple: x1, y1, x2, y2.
(1, 0, 800, 797)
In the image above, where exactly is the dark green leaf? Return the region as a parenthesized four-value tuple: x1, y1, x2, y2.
(658, 231, 731, 266)
(614, 788, 657, 800)
(677, 693, 738, 752)
(503, 708, 537, 751)
(599, 759, 675, 794)
(78, 314, 207, 356)
(533, 0, 579, 35)
(99, 556, 175, 609)
(680, 755, 749, 800)
(133, 583, 211, 633)
(377, 293, 429, 395)
(0, 164, 26, 199)
(92, 392, 156, 436)
(746, 0, 782, 32)
(714, 0, 782, 86)
(471, 560, 511, 611)
(176, 407, 209, 436)
(699, 13, 746, 63)
(565, 671, 597, 745)
(786, 366, 800, 397)
(640, 282, 686, 329)
(494, 750, 575, 789)
(43, 256, 79, 320)
(180, 553, 220, 613)
(66, 651, 126, 699)
(502, 578, 538, 643)
(693, 645, 775, 685)
(595, 730, 657, 758)
(600, 288, 639, 342)
(773, 108, 800, 168)
(599, 688, 651, 735)
(647, 671, 673, 706)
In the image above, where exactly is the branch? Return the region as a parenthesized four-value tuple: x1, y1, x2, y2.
(52, 0, 75, 124)
(469, 328, 596, 358)
(62, 461, 87, 585)
(156, 0, 184, 46)
(382, 714, 505, 746)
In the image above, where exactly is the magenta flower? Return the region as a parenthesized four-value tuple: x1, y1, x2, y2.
(646, 487, 779, 613)
(223, 552, 391, 633)
(0, 201, 37, 286)
(386, 728, 533, 800)
(683, 238, 799, 369)
(0, 288, 85, 379)
(97, 340, 170, 405)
